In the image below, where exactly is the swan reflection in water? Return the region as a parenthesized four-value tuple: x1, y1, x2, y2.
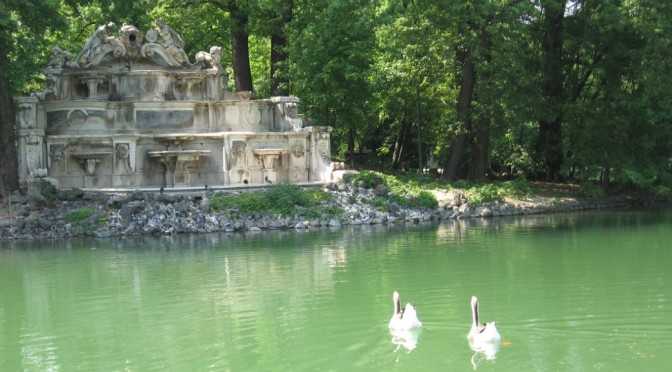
(469, 340, 500, 369)
(390, 327, 421, 354)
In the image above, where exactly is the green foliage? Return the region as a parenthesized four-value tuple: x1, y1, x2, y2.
(579, 182, 607, 199)
(346, 171, 385, 189)
(210, 185, 337, 216)
(3, 0, 672, 193)
(344, 171, 439, 209)
(210, 191, 269, 214)
(65, 207, 96, 223)
(410, 191, 439, 209)
(289, 0, 375, 157)
(463, 178, 532, 205)
(466, 184, 503, 205)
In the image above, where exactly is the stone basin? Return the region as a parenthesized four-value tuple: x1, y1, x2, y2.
(253, 148, 287, 170)
(252, 148, 287, 156)
(70, 152, 113, 175)
(147, 149, 211, 162)
(70, 151, 113, 159)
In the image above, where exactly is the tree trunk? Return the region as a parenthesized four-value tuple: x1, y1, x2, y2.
(537, 0, 566, 181)
(347, 126, 356, 168)
(469, 29, 492, 181)
(230, 4, 254, 92)
(392, 119, 409, 169)
(444, 46, 476, 181)
(415, 86, 422, 171)
(0, 44, 18, 196)
(271, 0, 292, 96)
(469, 117, 489, 181)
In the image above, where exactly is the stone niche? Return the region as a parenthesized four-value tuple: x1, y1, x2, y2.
(15, 20, 332, 189)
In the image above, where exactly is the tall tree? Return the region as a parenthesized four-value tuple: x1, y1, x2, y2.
(0, 0, 63, 195)
(269, 0, 292, 96)
(290, 0, 375, 162)
(229, 1, 254, 92)
(199, 0, 255, 92)
(537, 0, 567, 180)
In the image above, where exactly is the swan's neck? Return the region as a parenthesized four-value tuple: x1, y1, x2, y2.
(471, 300, 479, 327)
(394, 298, 402, 316)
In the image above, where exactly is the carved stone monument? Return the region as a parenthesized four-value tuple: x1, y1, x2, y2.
(15, 21, 332, 189)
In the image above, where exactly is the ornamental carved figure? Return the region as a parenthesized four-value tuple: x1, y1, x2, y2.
(76, 22, 123, 67)
(142, 19, 190, 67)
(291, 143, 305, 158)
(195, 46, 223, 71)
(230, 141, 247, 168)
(46, 47, 76, 69)
(115, 143, 131, 171)
(49, 144, 65, 163)
(119, 24, 143, 57)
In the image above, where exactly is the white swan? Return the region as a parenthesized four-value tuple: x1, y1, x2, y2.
(467, 296, 501, 359)
(388, 291, 422, 331)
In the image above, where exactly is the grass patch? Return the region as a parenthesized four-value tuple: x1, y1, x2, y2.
(210, 184, 341, 217)
(345, 171, 439, 209)
(344, 171, 536, 207)
(460, 178, 532, 205)
(65, 207, 96, 223)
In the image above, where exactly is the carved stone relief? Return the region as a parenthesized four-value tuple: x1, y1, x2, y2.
(76, 22, 125, 67)
(142, 19, 190, 67)
(17, 104, 36, 129)
(119, 24, 143, 57)
(229, 141, 247, 169)
(48, 144, 66, 168)
(291, 143, 305, 158)
(115, 143, 131, 172)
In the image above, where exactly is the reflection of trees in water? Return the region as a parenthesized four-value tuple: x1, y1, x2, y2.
(1, 209, 670, 370)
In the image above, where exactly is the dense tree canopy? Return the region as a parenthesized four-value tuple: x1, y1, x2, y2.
(1, 0, 671, 195)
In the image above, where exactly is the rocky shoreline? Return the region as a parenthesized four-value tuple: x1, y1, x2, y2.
(0, 181, 634, 241)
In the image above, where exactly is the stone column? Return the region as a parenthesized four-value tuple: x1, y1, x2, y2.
(15, 97, 46, 184)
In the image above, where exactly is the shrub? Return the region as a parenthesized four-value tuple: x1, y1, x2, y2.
(579, 182, 606, 198)
(466, 184, 503, 205)
(502, 178, 532, 197)
(210, 184, 333, 216)
(654, 185, 672, 200)
(371, 196, 390, 211)
(346, 171, 385, 188)
(412, 191, 439, 209)
(65, 207, 96, 223)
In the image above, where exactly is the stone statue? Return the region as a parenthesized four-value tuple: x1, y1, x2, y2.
(142, 20, 190, 67)
(274, 97, 303, 131)
(119, 24, 143, 57)
(77, 22, 118, 67)
(40, 47, 78, 99)
(195, 46, 222, 71)
(47, 47, 76, 69)
(157, 19, 185, 49)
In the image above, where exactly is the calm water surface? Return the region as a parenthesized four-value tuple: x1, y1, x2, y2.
(1, 210, 671, 371)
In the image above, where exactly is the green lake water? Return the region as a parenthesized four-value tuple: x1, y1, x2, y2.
(1, 210, 671, 371)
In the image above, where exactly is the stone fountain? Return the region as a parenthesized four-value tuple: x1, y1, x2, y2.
(15, 21, 332, 190)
